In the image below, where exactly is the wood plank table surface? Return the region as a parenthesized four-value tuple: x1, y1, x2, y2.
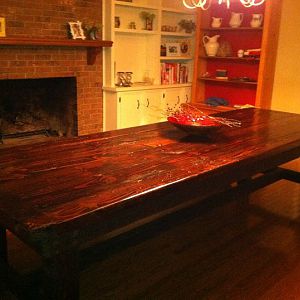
(0, 108, 300, 299)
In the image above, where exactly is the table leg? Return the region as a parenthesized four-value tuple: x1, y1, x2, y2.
(42, 250, 80, 300)
(0, 227, 8, 293)
(0, 226, 7, 263)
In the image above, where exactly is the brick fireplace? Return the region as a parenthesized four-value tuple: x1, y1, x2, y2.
(0, 0, 104, 136)
(0, 77, 77, 139)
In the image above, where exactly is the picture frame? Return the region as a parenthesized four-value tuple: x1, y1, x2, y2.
(68, 21, 86, 40)
(0, 17, 6, 37)
(180, 41, 190, 56)
(166, 43, 180, 57)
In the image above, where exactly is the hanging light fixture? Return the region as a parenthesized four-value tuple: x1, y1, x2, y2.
(182, 0, 265, 10)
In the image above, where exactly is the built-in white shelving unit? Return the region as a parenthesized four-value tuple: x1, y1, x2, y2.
(102, 0, 196, 130)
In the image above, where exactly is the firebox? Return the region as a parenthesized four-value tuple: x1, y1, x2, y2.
(0, 77, 77, 144)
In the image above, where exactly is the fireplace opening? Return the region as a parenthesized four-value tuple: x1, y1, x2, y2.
(0, 77, 77, 145)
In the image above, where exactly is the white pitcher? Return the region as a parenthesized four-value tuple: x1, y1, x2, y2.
(250, 14, 263, 28)
(203, 35, 220, 56)
(229, 12, 244, 28)
(211, 17, 222, 28)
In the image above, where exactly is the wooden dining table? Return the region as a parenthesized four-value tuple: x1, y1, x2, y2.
(0, 108, 300, 299)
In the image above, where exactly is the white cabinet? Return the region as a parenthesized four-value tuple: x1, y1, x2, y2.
(102, 0, 195, 131)
(181, 86, 192, 104)
(118, 91, 143, 129)
(140, 89, 164, 125)
(104, 88, 165, 130)
(104, 86, 192, 131)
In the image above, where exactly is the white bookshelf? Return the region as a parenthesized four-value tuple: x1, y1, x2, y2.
(102, 0, 196, 131)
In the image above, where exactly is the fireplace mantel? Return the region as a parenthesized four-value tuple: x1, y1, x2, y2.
(0, 37, 113, 65)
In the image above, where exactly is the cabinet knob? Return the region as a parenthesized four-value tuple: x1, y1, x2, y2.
(137, 99, 140, 109)
(119, 97, 121, 103)
(185, 95, 189, 103)
(177, 96, 180, 104)
(146, 98, 150, 107)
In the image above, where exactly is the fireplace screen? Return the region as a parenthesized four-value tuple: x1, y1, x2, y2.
(0, 77, 77, 140)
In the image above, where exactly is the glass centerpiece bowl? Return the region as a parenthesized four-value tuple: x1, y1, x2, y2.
(167, 104, 241, 136)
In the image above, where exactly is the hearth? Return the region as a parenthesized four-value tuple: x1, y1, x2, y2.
(0, 77, 77, 145)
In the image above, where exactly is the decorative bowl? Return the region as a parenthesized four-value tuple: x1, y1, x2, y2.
(167, 116, 222, 136)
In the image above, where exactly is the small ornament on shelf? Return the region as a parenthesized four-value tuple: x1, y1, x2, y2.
(237, 49, 244, 58)
(229, 12, 244, 28)
(140, 11, 155, 31)
(211, 17, 222, 28)
(116, 72, 133, 87)
(143, 70, 154, 85)
(180, 41, 189, 55)
(166, 43, 181, 57)
(115, 16, 120, 28)
(250, 14, 263, 28)
(83, 23, 102, 40)
(217, 40, 232, 57)
(215, 69, 228, 80)
(128, 22, 136, 29)
(243, 48, 261, 58)
(160, 44, 167, 56)
(178, 19, 196, 34)
(68, 21, 86, 40)
(161, 25, 177, 32)
(203, 34, 220, 57)
(201, 71, 211, 78)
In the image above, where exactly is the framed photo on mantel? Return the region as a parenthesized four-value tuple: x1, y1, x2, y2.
(68, 21, 86, 40)
(0, 17, 6, 37)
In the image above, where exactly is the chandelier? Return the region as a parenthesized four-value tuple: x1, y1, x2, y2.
(182, 0, 265, 10)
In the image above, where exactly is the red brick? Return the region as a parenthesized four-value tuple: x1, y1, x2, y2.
(10, 61, 27, 67)
(0, 0, 103, 135)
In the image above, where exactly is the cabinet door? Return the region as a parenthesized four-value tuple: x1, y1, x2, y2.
(140, 90, 164, 125)
(180, 87, 192, 104)
(162, 87, 192, 116)
(118, 92, 143, 129)
(163, 88, 182, 115)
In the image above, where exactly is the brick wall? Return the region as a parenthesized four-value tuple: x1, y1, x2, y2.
(0, 0, 103, 135)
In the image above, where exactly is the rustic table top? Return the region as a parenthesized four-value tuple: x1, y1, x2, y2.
(0, 108, 300, 253)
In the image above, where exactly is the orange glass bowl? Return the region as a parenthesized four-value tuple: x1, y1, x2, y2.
(167, 116, 222, 135)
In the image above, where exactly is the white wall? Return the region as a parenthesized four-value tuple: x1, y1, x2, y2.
(271, 0, 300, 114)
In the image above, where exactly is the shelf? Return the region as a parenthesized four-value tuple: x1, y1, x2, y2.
(114, 28, 159, 35)
(160, 56, 193, 61)
(201, 27, 263, 31)
(0, 37, 113, 65)
(0, 37, 113, 47)
(198, 77, 258, 85)
(103, 1, 196, 131)
(161, 31, 193, 37)
(199, 55, 260, 62)
(103, 83, 192, 92)
(162, 7, 196, 15)
(115, 1, 158, 10)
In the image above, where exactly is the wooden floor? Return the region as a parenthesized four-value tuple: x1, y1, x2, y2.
(1, 160, 300, 300)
